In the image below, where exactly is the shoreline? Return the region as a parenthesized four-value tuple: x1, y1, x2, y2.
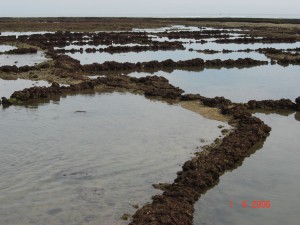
(0, 17, 300, 32)
(0, 19, 300, 224)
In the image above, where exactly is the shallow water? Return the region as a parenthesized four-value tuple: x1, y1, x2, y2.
(0, 31, 54, 37)
(1, 26, 300, 225)
(0, 44, 17, 52)
(128, 64, 300, 102)
(64, 43, 300, 66)
(0, 92, 228, 225)
(67, 50, 267, 65)
(189, 41, 300, 52)
(56, 43, 146, 51)
(132, 25, 202, 33)
(193, 112, 300, 225)
(58, 26, 299, 64)
(0, 79, 50, 98)
(0, 51, 48, 67)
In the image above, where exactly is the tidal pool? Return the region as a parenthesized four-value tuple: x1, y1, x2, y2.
(0, 51, 48, 67)
(66, 50, 267, 65)
(0, 92, 228, 225)
(193, 112, 300, 225)
(0, 44, 17, 52)
(0, 79, 50, 98)
(128, 64, 300, 102)
(0, 31, 54, 38)
(188, 41, 300, 52)
(57, 26, 299, 64)
(132, 25, 202, 33)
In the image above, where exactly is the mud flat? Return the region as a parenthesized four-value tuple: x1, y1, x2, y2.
(1, 75, 299, 224)
(0, 19, 299, 85)
(0, 18, 300, 32)
(0, 18, 300, 225)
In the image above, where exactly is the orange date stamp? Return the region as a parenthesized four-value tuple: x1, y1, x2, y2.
(230, 199, 271, 209)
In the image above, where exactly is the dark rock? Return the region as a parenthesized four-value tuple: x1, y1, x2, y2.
(247, 99, 296, 110)
(296, 97, 300, 111)
(0, 65, 18, 73)
(5, 48, 37, 55)
(1, 97, 12, 106)
(130, 103, 271, 225)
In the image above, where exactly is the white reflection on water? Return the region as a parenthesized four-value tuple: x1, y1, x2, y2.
(129, 65, 300, 103)
(0, 51, 48, 67)
(0, 79, 50, 98)
(0, 44, 17, 52)
(66, 50, 268, 64)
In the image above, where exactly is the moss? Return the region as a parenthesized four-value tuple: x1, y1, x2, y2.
(8, 98, 22, 104)
(121, 213, 131, 220)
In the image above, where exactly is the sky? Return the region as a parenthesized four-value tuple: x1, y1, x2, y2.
(0, 0, 300, 18)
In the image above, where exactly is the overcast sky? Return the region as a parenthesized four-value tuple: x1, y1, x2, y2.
(0, 0, 299, 17)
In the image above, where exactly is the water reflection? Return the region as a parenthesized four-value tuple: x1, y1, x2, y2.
(0, 51, 48, 67)
(0, 78, 50, 98)
(54, 26, 299, 65)
(128, 65, 300, 103)
(0, 44, 17, 52)
(66, 50, 268, 65)
(0, 92, 228, 225)
(193, 113, 300, 225)
(0, 31, 54, 37)
(295, 112, 300, 121)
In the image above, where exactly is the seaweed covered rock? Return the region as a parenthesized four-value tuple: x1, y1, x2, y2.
(0, 65, 18, 73)
(131, 104, 271, 225)
(5, 48, 37, 54)
(1, 97, 12, 106)
(247, 99, 296, 110)
(202, 96, 232, 108)
(11, 82, 62, 101)
(131, 76, 184, 99)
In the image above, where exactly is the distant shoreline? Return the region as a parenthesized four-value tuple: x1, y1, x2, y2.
(0, 17, 299, 32)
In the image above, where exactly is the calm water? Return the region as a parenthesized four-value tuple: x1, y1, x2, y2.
(0, 51, 48, 67)
(0, 44, 16, 52)
(0, 92, 228, 225)
(1, 27, 300, 225)
(62, 26, 300, 65)
(66, 50, 267, 65)
(128, 65, 300, 103)
(0, 79, 50, 98)
(0, 32, 54, 37)
(193, 112, 300, 225)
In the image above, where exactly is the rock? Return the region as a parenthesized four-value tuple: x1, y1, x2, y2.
(247, 99, 296, 110)
(1, 97, 12, 106)
(152, 183, 171, 191)
(5, 47, 37, 55)
(0, 65, 18, 73)
(296, 97, 300, 111)
(75, 111, 86, 113)
(130, 103, 271, 225)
